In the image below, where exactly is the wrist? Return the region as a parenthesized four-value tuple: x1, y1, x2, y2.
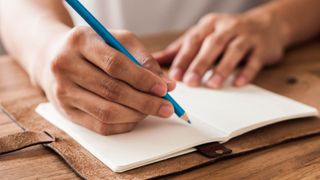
(30, 23, 70, 91)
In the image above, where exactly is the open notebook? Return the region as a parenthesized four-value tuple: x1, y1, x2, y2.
(36, 83, 318, 172)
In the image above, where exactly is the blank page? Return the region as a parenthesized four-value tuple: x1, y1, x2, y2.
(36, 82, 318, 172)
(170, 83, 319, 141)
(36, 103, 224, 172)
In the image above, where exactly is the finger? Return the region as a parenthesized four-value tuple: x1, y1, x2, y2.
(128, 48, 176, 92)
(114, 30, 163, 74)
(168, 31, 204, 81)
(70, 86, 146, 124)
(69, 76, 174, 118)
(169, 30, 215, 81)
(79, 38, 168, 97)
(234, 53, 263, 87)
(153, 35, 184, 65)
(183, 30, 234, 86)
(66, 108, 137, 135)
(207, 36, 252, 88)
(49, 81, 138, 135)
(169, 15, 217, 81)
(115, 31, 177, 92)
(154, 14, 217, 66)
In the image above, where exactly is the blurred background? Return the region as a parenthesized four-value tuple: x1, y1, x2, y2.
(0, 0, 4, 55)
(0, 0, 264, 56)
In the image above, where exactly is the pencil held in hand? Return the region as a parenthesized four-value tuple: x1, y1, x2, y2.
(65, 0, 191, 124)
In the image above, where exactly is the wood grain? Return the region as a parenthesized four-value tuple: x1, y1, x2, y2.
(0, 34, 320, 179)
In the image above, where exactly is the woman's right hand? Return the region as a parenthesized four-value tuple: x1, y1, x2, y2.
(40, 26, 176, 135)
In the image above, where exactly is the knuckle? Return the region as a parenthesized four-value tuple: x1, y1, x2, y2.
(140, 56, 154, 68)
(230, 41, 246, 52)
(140, 56, 161, 73)
(101, 78, 122, 101)
(103, 53, 122, 75)
(209, 34, 226, 46)
(50, 52, 68, 74)
(96, 105, 113, 123)
(66, 26, 91, 45)
(184, 27, 201, 44)
(186, 31, 202, 45)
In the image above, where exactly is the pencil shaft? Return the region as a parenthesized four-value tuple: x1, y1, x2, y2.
(66, 0, 189, 122)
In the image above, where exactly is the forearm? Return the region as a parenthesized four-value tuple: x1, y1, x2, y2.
(0, 0, 73, 86)
(246, 0, 320, 47)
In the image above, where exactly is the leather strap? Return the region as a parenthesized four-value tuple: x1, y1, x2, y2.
(0, 131, 54, 155)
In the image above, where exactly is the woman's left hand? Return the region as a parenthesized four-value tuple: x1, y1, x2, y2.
(153, 12, 286, 88)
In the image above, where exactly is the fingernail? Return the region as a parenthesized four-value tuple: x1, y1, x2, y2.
(236, 76, 247, 87)
(169, 68, 183, 81)
(151, 83, 166, 96)
(207, 74, 222, 88)
(158, 104, 174, 117)
(183, 72, 201, 86)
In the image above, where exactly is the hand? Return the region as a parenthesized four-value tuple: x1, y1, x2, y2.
(41, 26, 176, 135)
(154, 12, 285, 88)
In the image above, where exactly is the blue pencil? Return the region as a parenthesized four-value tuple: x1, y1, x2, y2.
(66, 0, 191, 124)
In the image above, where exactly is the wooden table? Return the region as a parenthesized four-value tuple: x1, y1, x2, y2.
(0, 33, 320, 179)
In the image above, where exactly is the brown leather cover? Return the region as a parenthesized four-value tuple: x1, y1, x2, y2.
(0, 51, 319, 179)
(0, 69, 319, 179)
(0, 131, 54, 155)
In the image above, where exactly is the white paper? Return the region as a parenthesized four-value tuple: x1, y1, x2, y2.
(170, 83, 319, 140)
(36, 103, 224, 172)
(36, 83, 318, 172)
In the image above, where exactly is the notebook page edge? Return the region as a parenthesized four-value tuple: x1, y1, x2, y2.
(35, 103, 224, 172)
(221, 110, 319, 143)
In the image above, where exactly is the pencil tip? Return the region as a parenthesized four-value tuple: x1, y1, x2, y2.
(181, 114, 191, 124)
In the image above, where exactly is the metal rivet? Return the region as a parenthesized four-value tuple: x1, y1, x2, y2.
(215, 149, 224, 154)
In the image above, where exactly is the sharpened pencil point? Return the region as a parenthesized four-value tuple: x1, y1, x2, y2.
(181, 114, 191, 124)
